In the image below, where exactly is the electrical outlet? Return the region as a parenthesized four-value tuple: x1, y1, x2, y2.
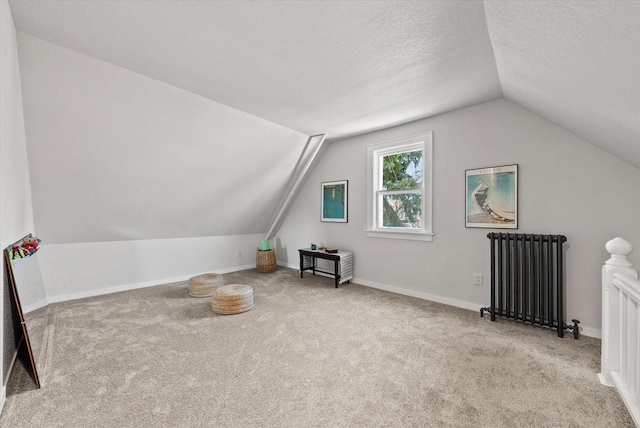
(237, 250, 242, 258)
(474, 274, 483, 285)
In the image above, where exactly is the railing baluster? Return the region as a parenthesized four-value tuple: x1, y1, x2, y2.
(599, 237, 639, 424)
(636, 309, 640, 407)
(630, 298, 638, 405)
(618, 290, 629, 379)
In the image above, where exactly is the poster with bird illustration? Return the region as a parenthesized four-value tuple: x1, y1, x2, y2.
(466, 164, 518, 229)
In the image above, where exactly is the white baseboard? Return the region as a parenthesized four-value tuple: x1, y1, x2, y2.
(353, 276, 484, 312)
(277, 261, 601, 339)
(279, 260, 483, 310)
(580, 325, 601, 339)
(46, 263, 257, 305)
(23, 298, 49, 315)
(597, 372, 614, 387)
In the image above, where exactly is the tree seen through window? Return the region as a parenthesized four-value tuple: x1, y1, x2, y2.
(381, 150, 423, 228)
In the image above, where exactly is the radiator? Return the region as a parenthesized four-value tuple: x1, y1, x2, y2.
(480, 232, 580, 339)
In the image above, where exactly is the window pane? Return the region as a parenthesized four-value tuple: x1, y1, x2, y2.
(382, 193, 422, 228)
(382, 150, 422, 190)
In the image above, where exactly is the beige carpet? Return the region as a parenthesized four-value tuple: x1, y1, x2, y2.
(0, 268, 633, 427)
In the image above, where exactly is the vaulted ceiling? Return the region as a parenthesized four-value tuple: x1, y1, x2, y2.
(8, 0, 640, 170)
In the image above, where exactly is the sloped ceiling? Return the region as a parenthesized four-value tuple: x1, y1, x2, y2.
(7, 1, 640, 164)
(484, 1, 640, 169)
(16, 32, 309, 244)
(8, 0, 503, 142)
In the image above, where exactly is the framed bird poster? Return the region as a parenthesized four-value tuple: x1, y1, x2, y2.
(465, 164, 517, 229)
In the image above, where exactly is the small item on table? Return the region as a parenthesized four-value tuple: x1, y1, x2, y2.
(311, 243, 317, 250)
(325, 248, 338, 253)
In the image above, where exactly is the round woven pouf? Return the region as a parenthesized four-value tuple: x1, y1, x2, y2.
(188, 273, 224, 298)
(211, 284, 254, 315)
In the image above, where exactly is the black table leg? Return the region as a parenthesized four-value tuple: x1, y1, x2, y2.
(299, 253, 303, 278)
(334, 259, 339, 288)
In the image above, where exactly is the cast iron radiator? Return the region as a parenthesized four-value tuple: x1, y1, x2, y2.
(480, 233, 580, 339)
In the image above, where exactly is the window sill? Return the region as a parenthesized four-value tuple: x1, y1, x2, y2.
(365, 229, 434, 242)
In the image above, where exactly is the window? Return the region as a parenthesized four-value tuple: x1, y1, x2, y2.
(366, 132, 433, 241)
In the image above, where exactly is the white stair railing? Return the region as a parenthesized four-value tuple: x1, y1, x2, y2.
(599, 237, 640, 426)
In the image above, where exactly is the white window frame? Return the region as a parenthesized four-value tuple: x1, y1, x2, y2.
(366, 131, 433, 241)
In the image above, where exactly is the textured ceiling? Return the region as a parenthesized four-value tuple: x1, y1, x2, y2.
(484, 0, 640, 169)
(7, 0, 502, 141)
(7, 0, 640, 168)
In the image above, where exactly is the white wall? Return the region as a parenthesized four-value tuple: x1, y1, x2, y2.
(0, 5, 33, 247)
(16, 33, 308, 245)
(0, 0, 35, 403)
(37, 233, 265, 304)
(8, 253, 46, 314)
(275, 98, 640, 337)
(12, 33, 313, 312)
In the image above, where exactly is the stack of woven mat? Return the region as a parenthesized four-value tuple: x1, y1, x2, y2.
(211, 284, 254, 315)
(188, 273, 224, 297)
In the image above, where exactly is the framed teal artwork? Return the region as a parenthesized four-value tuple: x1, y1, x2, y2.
(321, 180, 348, 222)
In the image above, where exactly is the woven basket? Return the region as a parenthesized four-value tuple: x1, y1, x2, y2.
(211, 284, 254, 315)
(188, 273, 224, 298)
(256, 248, 276, 273)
